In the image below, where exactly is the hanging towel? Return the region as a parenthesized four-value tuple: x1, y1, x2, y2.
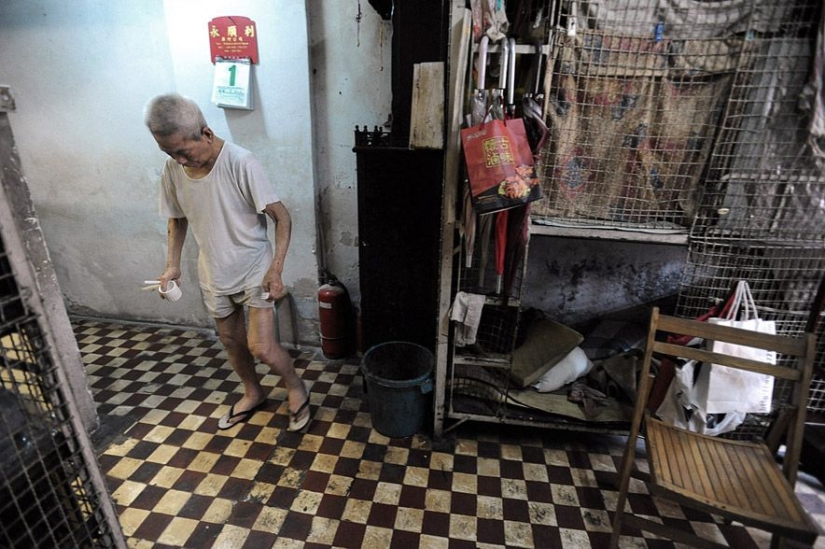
(450, 291, 486, 347)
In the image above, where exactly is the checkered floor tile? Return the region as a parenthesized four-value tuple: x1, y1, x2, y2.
(76, 318, 825, 548)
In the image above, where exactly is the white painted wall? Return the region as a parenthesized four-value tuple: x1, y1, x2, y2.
(306, 3, 393, 306)
(0, 1, 393, 344)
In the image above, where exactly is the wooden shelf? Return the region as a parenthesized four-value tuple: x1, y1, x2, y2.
(530, 223, 689, 245)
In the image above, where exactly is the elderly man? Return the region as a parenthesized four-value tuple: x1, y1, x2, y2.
(144, 93, 310, 432)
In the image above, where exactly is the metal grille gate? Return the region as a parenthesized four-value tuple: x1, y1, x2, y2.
(0, 87, 124, 547)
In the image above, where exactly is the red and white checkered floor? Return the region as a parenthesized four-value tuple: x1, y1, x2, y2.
(77, 318, 825, 548)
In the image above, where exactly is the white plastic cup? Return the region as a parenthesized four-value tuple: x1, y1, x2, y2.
(159, 280, 182, 302)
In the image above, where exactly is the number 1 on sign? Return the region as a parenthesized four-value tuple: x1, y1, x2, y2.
(212, 59, 252, 109)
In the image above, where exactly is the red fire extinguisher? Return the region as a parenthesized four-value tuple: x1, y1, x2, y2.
(318, 277, 351, 359)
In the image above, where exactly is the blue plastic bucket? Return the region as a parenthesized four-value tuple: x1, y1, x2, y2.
(361, 341, 434, 438)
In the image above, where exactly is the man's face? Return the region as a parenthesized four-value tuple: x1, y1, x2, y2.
(153, 128, 213, 168)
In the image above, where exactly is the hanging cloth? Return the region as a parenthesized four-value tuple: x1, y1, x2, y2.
(450, 292, 487, 347)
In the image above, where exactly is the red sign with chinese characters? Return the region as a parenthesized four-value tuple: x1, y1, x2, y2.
(208, 16, 259, 64)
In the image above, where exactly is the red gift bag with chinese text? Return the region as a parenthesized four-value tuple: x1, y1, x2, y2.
(460, 118, 542, 214)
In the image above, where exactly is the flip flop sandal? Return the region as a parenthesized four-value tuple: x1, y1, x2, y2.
(218, 400, 265, 430)
(288, 398, 311, 432)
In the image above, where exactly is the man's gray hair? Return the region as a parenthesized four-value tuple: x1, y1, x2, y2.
(144, 93, 207, 140)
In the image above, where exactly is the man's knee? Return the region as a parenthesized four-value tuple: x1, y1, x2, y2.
(218, 331, 244, 352)
(247, 338, 276, 364)
(216, 320, 245, 350)
(251, 340, 294, 372)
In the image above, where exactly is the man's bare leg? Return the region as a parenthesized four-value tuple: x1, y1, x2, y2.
(215, 307, 267, 419)
(247, 306, 308, 419)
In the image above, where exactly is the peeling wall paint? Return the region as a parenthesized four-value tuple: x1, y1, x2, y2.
(523, 237, 687, 326)
(0, 1, 347, 346)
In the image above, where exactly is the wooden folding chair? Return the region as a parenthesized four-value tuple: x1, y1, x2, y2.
(610, 307, 822, 548)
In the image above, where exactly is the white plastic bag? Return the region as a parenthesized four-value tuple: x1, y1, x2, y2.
(532, 347, 593, 393)
(694, 281, 776, 414)
(656, 360, 746, 436)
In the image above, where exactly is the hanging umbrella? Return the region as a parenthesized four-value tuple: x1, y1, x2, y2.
(463, 35, 490, 271)
(502, 38, 544, 296)
(470, 35, 491, 125)
(477, 213, 493, 287)
(503, 203, 531, 295)
(466, 35, 506, 273)
(494, 38, 518, 295)
(494, 209, 508, 293)
(475, 37, 509, 291)
(505, 37, 517, 119)
(522, 41, 549, 154)
(463, 185, 476, 269)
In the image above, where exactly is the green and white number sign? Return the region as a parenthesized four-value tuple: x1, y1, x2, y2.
(211, 58, 253, 110)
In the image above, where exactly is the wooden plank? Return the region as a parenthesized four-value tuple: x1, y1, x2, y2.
(715, 439, 754, 510)
(669, 427, 694, 493)
(409, 62, 445, 149)
(652, 341, 801, 381)
(699, 437, 726, 504)
(704, 437, 741, 508)
(746, 445, 805, 522)
(656, 314, 808, 357)
(530, 223, 689, 245)
(433, 4, 471, 436)
(650, 422, 674, 486)
(645, 420, 666, 483)
(727, 443, 770, 515)
(685, 431, 715, 501)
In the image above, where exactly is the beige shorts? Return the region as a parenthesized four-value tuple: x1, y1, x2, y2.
(202, 287, 272, 319)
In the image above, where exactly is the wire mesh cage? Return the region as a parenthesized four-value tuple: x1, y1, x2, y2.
(475, 303, 522, 355)
(665, 0, 825, 435)
(448, 363, 512, 416)
(0, 236, 120, 548)
(691, 10, 823, 243)
(532, 0, 823, 233)
(676, 241, 825, 323)
(528, 0, 825, 439)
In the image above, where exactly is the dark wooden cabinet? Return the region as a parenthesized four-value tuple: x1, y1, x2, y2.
(354, 1, 448, 352)
(355, 147, 444, 352)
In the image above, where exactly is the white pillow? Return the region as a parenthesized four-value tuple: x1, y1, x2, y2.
(531, 347, 593, 393)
